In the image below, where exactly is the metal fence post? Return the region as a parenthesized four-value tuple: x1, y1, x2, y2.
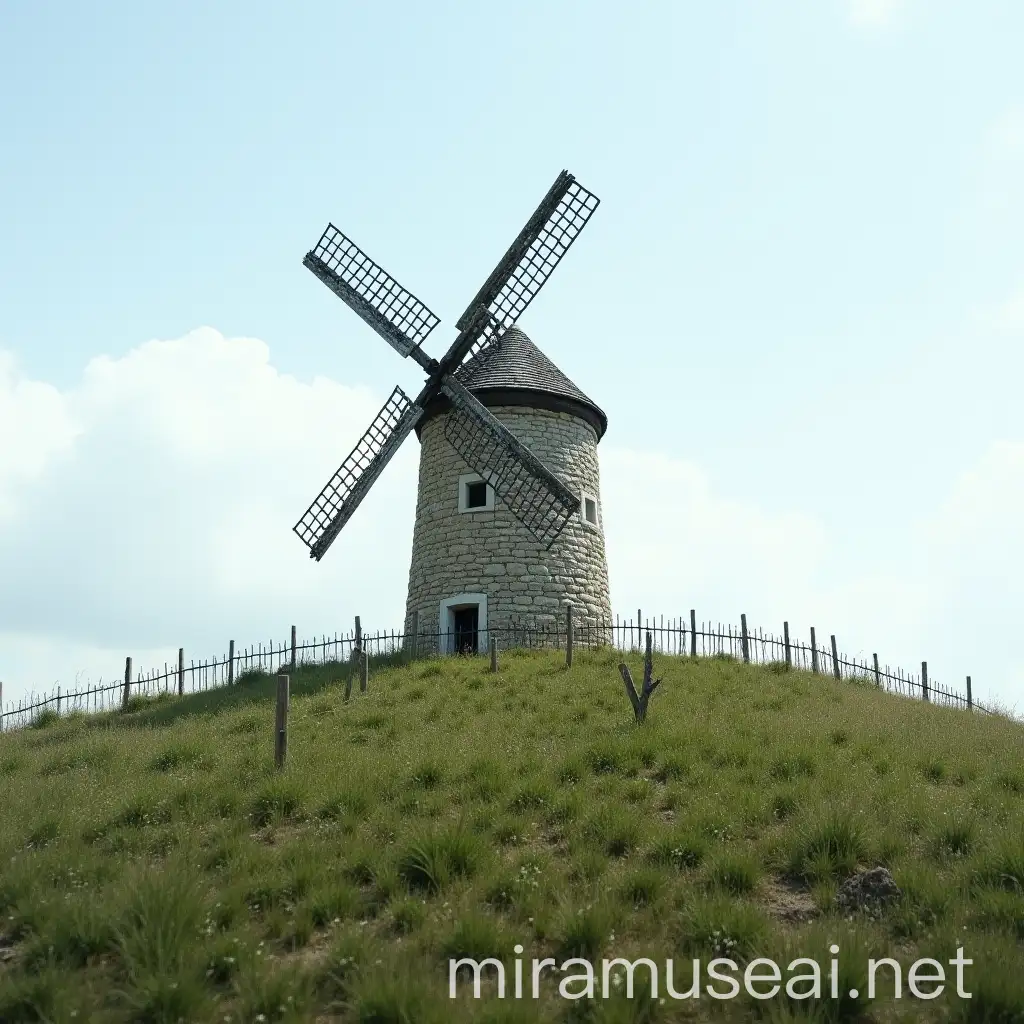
(566, 603, 574, 668)
(275, 674, 289, 768)
(122, 657, 132, 711)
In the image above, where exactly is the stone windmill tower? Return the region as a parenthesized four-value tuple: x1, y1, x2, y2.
(405, 326, 611, 653)
(293, 171, 611, 653)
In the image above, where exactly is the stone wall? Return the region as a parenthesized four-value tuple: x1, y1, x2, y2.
(403, 403, 612, 651)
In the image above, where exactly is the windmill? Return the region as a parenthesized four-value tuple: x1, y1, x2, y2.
(293, 171, 600, 563)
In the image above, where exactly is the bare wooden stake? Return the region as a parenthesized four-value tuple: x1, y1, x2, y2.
(921, 661, 929, 702)
(354, 615, 362, 662)
(872, 653, 881, 687)
(690, 608, 697, 657)
(228, 640, 236, 686)
(566, 603, 574, 668)
(177, 647, 185, 696)
(830, 635, 840, 680)
(783, 621, 791, 667)
(619, 630, 662, 724)
(810, 627, 818, 674)
(490, 636, 498, 672)
(290, 625, 297, 671)
(966, 675, 972, 710)
(275, 673, 289, 768)
(122, 656, 132, 711)
(360, 649, 369, 693)
(740, 613, 750, 663)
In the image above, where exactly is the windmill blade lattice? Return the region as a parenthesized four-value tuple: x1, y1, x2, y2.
(294, 387, 423, 561)
(440, 377, 580, 549)
(455, 172, 600, 336)
(304, 226, 440, 359)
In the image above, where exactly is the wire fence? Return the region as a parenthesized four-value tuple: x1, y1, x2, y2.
(0, 610, 990, 732)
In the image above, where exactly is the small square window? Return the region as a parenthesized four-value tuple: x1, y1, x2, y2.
(584, 497, 598, 524)
(466, 480, 488, 509)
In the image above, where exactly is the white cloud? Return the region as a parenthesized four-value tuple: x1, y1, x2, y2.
(1, 328, 1022, 715)
(846, 0, 907, 29)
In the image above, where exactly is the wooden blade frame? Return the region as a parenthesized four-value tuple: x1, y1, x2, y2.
(440, 376, 580, 549)
(304, 225, 440, 363)
(294, 386, 423, 561)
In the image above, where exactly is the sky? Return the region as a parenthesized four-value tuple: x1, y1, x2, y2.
(1, 0, 1023, 713)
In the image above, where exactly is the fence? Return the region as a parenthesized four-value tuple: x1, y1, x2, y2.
(0, 610, 989, 732)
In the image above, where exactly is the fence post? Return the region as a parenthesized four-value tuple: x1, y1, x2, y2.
(783, 622, 791, 667)
(360, 649, 369, 693)
(566, 603, 574, 668)
(921, 661, 929, 702)
(411, 609, 419, 659)
(636, 608, 641, 651)
(810, 628, 818, 674)
(177, 648, 184, 696)
(275, 674, 289, 768)
(689, 609, 697, 657)
(354, 615, 362, 661)
(228, 640, 235, 686)
(872, 653, 881, 687)
(490, 636, 498, 672)
(740, 614, 749, 664)
(0, 681, 3, 733)
(290, 625, 297, 671)
(122, 656, 132, 711)
(830, 635, 840, 680)
(966, 675, 972, 710)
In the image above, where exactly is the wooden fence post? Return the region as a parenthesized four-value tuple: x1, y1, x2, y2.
(636, 608, 642, 652)
(360, 649, 369, 693)
(290, 625, 297, 671)
(177, 648, 184, 696)
(490, 636, 498, 672)
(830, 635, 840, 680)
(411, 609, 419, 658)
(783, 622, 791, 667)
(122, 657, 132, 711)
(740, 614, 749, 664)
(354, 616, 362, 662)
(810, 628, 818, 674)
(274, 674, 289, 768)
(566, 603, 574, 668)
(966, 675, 972, 710)
(872, 653, 881, 687)
(921, 661, 929, 702)
(689, 609, 697, 657)
(228, 640, 235, 686)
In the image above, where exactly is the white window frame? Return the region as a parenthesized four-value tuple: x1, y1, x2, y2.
(438, 592, 488, 655)
(580, 490, 601, 531)
(457, 472, 495, 513)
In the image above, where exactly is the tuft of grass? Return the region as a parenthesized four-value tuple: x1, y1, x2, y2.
(397, 825, 484, 893)
(787, 811, 868, 881)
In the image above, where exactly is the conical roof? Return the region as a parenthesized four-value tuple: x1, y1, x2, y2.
(447, 327, 607, 439)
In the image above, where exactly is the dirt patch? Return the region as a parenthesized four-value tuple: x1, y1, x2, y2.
(762, 876, 818, 923)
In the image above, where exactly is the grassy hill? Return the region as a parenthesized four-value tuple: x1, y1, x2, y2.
(0, 647, 1022, 1023)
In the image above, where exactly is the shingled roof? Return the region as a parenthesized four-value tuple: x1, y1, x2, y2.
(433, 327, 606, 439)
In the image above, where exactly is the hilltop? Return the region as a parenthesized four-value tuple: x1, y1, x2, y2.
(0, 648, 1022, 1022)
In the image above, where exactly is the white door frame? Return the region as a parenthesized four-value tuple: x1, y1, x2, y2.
(439, 592, 488, 654)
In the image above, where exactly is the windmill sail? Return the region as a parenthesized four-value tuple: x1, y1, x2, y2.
(440, 377, 580, 549)
(294, 387, 423, 560)
(455, 171, 600, 336)
(304, 226, 440, 359)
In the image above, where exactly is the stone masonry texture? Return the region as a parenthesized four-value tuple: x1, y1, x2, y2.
(403, 403, 612, 651)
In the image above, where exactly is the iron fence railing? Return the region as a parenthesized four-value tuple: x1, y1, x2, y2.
(0, 612, 990, 732)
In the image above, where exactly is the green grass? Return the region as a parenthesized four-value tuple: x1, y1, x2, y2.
(0, 648, 1022, 1022)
